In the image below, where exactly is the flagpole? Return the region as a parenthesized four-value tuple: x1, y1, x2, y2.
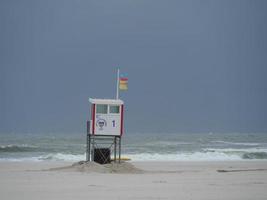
(116, 68, 120, 99)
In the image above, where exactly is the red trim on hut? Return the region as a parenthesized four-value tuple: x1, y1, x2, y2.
(91, 104, 96, 135)
(120, 104, 124, 136)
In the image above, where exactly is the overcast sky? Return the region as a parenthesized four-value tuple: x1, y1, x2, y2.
(1, 0, 267, 134)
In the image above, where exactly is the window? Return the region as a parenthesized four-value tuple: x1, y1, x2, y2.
(109, 105, 120, 114)
(96, 105, 108, 114)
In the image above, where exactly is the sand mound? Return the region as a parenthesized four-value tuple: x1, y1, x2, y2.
(48, 161, 144, 174)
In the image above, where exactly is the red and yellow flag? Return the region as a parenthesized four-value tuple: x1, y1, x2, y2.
(119, 75, 128, 90)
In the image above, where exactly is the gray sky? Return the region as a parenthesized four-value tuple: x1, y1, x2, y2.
(1, 0, 267, 133)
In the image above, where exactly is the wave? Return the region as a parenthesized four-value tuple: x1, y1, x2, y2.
(0, 157, 41, 162)
(1, 152, 264, 162)
(0, 153, 86, 162)
(204, 148, 267, 153)
(0, 144, 38, 152)
(242, 152, 267, 159)
(39, 153, 85, 161)
(211, 141, 260, 146)
(1, 147, 267, 162)
(126, 150, 267, 161)
(124, 152, 242, 161)
(204, 148, 267, 160)
(144, 141, 194, 146)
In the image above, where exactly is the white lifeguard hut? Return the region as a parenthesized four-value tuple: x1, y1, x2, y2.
(86, 69, 127, 163)
(89, 98, 124, 136)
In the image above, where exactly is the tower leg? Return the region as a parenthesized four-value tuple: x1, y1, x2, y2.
(86, 121, 90, 161)
(88, 134, 91, 161)
(91, 136, 95, 162)
(86, 134, 89, 161)
(114, 137, 117, 162)
(119, 136, 121, 163)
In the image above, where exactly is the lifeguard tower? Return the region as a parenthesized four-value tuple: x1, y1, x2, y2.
(86, 69, 127, 164)
(86, 98, 124, 163)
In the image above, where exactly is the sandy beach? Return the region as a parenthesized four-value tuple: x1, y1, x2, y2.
(1, 161, 267, 200)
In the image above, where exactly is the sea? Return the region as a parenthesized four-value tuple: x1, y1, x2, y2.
(1, 132, 267, 162)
